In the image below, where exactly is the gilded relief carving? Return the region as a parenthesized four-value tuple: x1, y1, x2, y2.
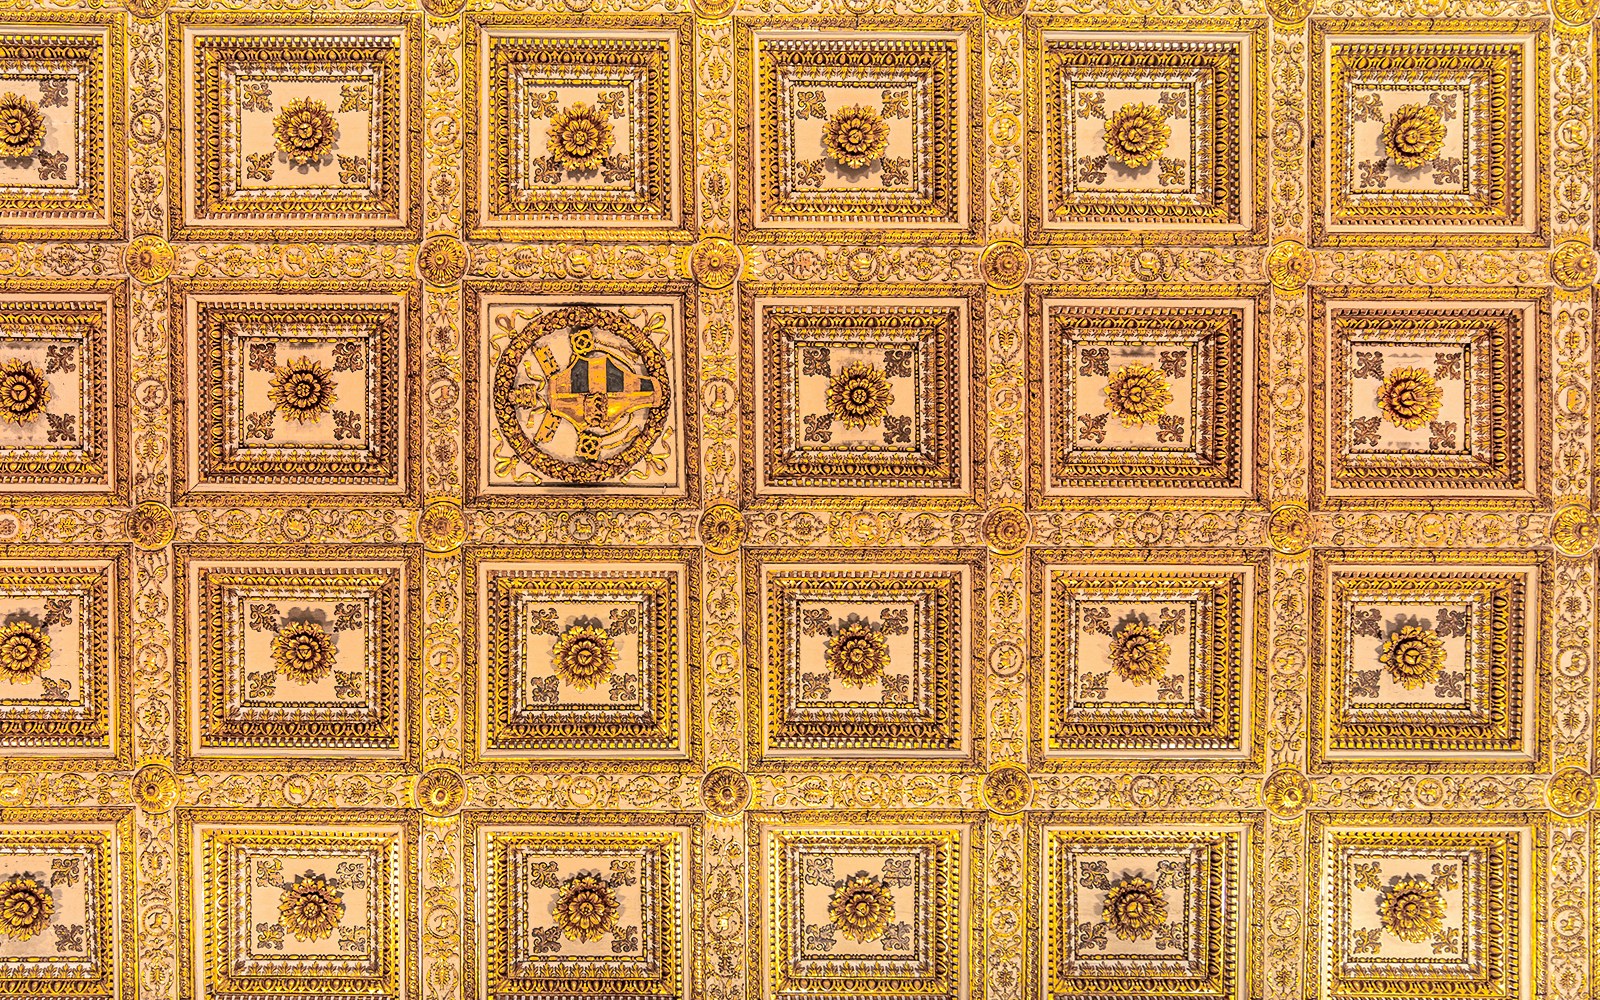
(0, 4, 1588, 1000)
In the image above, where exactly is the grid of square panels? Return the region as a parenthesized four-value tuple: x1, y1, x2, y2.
(0, 3, 1589, 1000)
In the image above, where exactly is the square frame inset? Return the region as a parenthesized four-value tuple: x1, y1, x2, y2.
(1307, 812, 1542, 1000)
(173, 544, 423, 772)
(0, 545, 132, 769)
(1027, 811, 1264, 1000)
(748, 811, 983, 1000)
(170, 280, 422, 506)
(176, 808, 420, 1000)
(734, 16, 984, 244)
(1027, 547, 1267, 772)
(744, 547, 986, 771)
(1309, 548, 1550, 774)
(1310, 285, 1549, 509)
(1026, 283, 1267, 508)
(464, 14, 696, 242)
(461, 545, 701, 773)
(0, 808, 135, 1000)
(0, 280, 129, 505)
(1023, 16, 1267, 245)
(739, 283, 985, 509)
(0, 17, 125, 241)
(462, 811, 703, 1000)
(167, 13, 423, 242)
(1309, 18, 1547, 247)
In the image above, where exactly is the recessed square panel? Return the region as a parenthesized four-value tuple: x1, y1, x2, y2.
(175, 544, 421, 770)
(465, 15, 694, 241)
(464, 282, 698, 508)
(169, 14, 422, 241)
(178, 810, 419, 1000)
(1024, 17, 1266, 244)
(1027, 285, 1265, 506)
(741, 285, 983, 506)
(1028, 548, 1265, 770)
(0, 284, 127, 503)
(0, 810, 134, 1000)
(1311, 288, 1546, 508)
(1310, 549, 1548, 773)
(172, 283, 420, 505)
(463, 813, 700, 1000)
(745, 548, 984, 769)
(1310, 19, 1546, 246)
(0, 19, 123, 240)
(463, 546, 699, 771)
(0, 547, 130, 768)
(735, 18, 982, 243)
(1030, 815, 1261, 1000)
(751, 814, 979, 1000)
(1310, 814, 1539, 1000)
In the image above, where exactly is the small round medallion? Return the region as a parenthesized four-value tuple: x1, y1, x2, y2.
(701, 767, 752, 817)
(1547, 767, 1596, 818)
(126, 501, 175, 550)
(416, 768, 467, 817)
(417, 234, 469, 287)
(1551, 241, 1598, 291)
(700, 504, 745, 555)
(979, 240, 1029, 291)
(1262, 769, 1312, 819)
(123, 0, 170, 19)
(1267, 503, 1311, 556)
(1551, 504, 1598, 557)
(419, 499, 466, 554)
(1264, 0, 1313, 26)
(131, 763, 179, 813)
(421, 0, 469, 15)
(982, 765, 1032, 815)
(983, 506, 1029, 555)
(124, 235, 175, 286)
(689, 238, 741, 290)
(1266, 240, 1312, 292)
(1554, 0, 1600, 29)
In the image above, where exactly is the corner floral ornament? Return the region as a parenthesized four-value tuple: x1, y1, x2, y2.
(1103, 876, 1168, 941)
(1376, 366, 1442, 429)
(1108, 621, 1170, 683)
(0, 874, 52, 940)
(0, 359, 48, 424)
(828, 873, 894, 942)
(546, 103, 613, 172)
(1380, 626, 1446, 689)
(553, 873, 621, 943)
(0, 93, 45, 159)
(1103, 363, 1172, 426)
(279, 872, 345, 942)
(273, 98, 339, 166)
(1382, 104, 1446, 168)
(0, 621, 49, 684)
(1376, 876, 1446, 942)
(1103, 103, 1170, 168)
(822, 105, 890, 169)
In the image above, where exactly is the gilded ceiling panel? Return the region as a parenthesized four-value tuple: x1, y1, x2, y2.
(0, 1, 1593, 999)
